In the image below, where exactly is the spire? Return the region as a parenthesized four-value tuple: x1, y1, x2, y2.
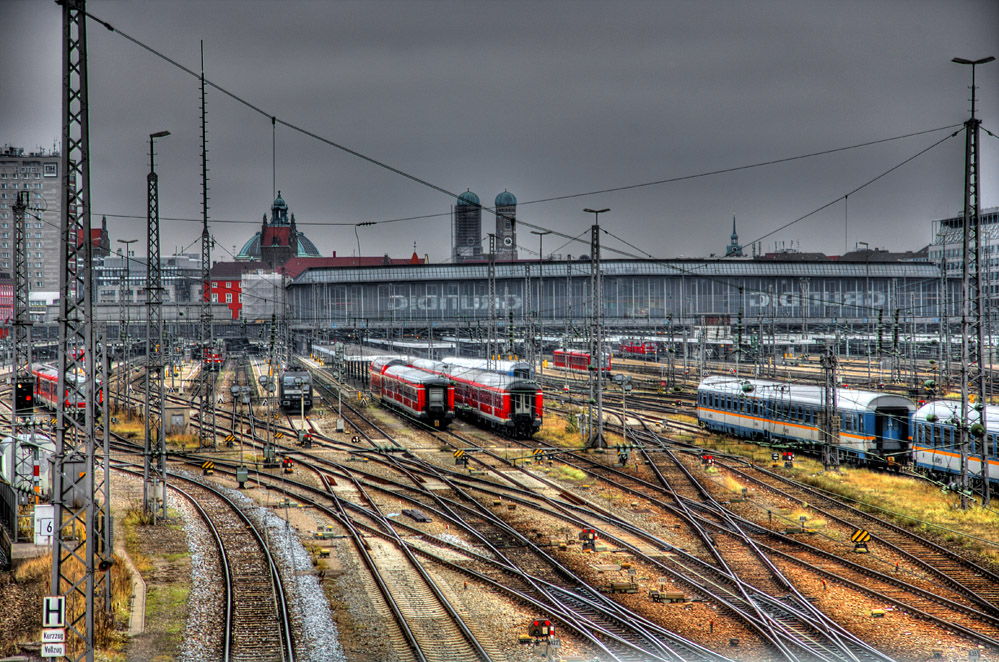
(726, 214, 744, 257)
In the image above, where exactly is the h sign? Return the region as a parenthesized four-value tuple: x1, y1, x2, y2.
(42, 596, 65, 628)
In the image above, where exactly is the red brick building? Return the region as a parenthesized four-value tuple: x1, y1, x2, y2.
(209, 261, 267, 319)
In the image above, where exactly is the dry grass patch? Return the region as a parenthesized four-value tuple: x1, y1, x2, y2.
(551, 465, 588, 482)
(536, 414, 587, 447)
(795, 464, 999, 565)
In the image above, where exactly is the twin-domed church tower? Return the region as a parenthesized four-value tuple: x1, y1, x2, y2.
(453, 188, 519, 263)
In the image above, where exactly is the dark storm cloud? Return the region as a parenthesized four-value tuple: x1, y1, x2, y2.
(2, 0, 996, 262)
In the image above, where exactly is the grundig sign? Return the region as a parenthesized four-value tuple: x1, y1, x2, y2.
(387, 294, 523, 312)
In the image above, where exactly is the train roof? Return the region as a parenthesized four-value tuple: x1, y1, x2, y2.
(448, 365, 537, 390)
(33, 363, 92, 384)
(698, 375, 915, 413)
(383, 364, 450, 385)
(441, 356, 529, 372)
(914, 401, 999, 430)
(369, 356, 411, 373)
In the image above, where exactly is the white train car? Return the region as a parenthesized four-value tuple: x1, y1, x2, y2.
(697, 375, 914, 465)
(913, 401, 999, 486)
(441, 356, 531, 379)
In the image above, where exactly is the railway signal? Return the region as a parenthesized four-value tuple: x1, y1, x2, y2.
(528, 619, 553, 639)
(14, 381, 33, 413)
(578, 528, 598, 551)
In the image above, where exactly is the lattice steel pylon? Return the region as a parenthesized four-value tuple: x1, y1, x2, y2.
(586, 209, 609, 449)
(11, 191, 34, 504)
(955, 56, 994, 509)
(51, 1, 102, 659)
(198, 44, 216, 450)
(144, 132, 169, 520)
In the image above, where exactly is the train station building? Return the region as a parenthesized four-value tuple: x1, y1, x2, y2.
(287, 256, 955, 335)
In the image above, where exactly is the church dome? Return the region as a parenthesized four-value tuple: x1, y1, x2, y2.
(495, 189, 517, 207)
(457, 189, 480, 206)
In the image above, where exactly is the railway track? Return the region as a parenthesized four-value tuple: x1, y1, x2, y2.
(110, 459, 295, 662)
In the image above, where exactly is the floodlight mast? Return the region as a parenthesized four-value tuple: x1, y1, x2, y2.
(953, 55, 995, 509)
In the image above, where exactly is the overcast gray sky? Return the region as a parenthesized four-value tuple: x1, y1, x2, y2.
(2, 0, 997, 263)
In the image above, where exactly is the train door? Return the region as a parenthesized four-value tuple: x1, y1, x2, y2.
(875, 407, 908, 453)
(512, 391, 532, 416)
(428, 386, 444, 409)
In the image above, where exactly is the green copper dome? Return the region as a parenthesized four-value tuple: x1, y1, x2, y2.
(457, 189, 480, 206)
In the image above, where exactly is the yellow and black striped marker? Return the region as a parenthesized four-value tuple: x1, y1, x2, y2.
(202, 460, 214, 475)
(225, 434, 235, 446)
(275, 431, 284, 439)
(852, 529, 871, 553)
(454, 449, 467, 465)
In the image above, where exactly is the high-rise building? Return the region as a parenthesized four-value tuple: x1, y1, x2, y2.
(0, 145, 62, 292)
(930, 207, 999, 293)
(495, 189, 518, 261)
(453, 189, 482, 263)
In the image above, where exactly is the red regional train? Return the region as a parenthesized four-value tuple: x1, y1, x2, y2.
(407, 358, 543, 439)
(619, 341, 658, 358)
(31, 364, 103, 414)
(369, 357, 454, 428)
(441, 365, 542, 439)
(553, 349, 611, 372)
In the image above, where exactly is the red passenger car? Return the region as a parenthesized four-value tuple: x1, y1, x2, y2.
(553, 349, 610, 372)
(369, 357, 454, 428)
(446, 366, 542, 439)
(31, 364, 103, 414)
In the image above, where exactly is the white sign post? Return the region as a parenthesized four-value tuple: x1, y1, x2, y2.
(42, 596, 65, 628)
(40, 597, 66, 657)
(34, 504, 54, 546)
(41, 642, 65, 658)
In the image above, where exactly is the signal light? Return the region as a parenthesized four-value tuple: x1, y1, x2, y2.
(529, 619, 553, 638)
(15, 381, 33, 412)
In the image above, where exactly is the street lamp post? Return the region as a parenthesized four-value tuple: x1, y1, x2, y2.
(531, 229, 552, 382)
(294, 376, 306, 443)
(584, 207, 609, 448)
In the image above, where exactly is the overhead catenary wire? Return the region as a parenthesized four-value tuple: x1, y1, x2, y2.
(82, 8, 968, 325)
(87, 8, 966, 254)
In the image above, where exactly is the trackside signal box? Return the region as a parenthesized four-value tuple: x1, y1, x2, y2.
(578, 528, 597, 551)
(528, 619, 553, 639)
(782, 451, 794, 468)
